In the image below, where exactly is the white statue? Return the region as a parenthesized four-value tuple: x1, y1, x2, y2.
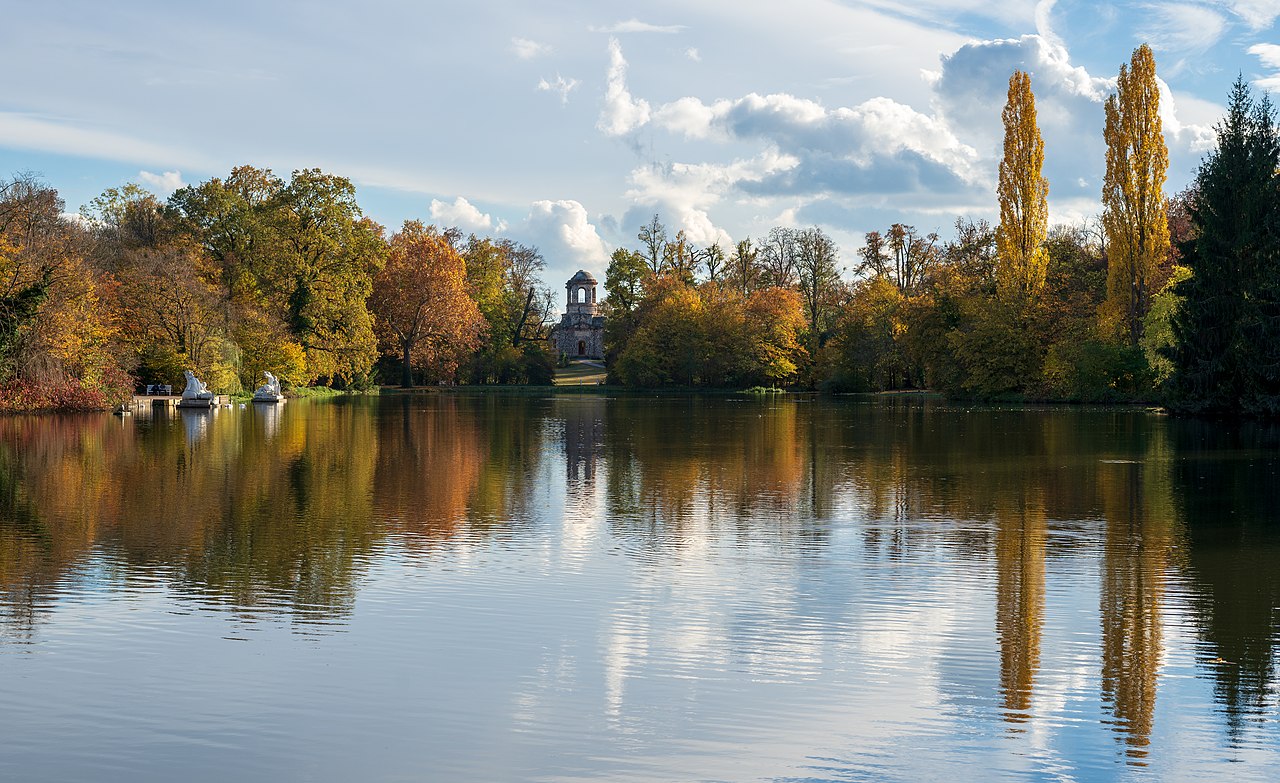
(252, 371, 284, 403)
(181, 371, 214, 400)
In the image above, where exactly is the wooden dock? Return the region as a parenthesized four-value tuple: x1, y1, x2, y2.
(122, 395, 229, 411)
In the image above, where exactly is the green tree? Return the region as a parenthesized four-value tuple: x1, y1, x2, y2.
(1168, 79, 1280, 413)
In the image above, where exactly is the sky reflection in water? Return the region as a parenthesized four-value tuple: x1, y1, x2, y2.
(1, 395, 1278, 782)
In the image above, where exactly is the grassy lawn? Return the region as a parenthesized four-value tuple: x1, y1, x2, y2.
(554, 360, 607, 386)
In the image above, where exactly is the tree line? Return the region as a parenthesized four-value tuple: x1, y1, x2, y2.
(604, 46, 1280, 414)
(0, 166, 558, 411)
(3, 44, 1278, 413)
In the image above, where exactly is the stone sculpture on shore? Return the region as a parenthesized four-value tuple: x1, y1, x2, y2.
(252, 371, 284, 403)
(177, 371, 216, 408)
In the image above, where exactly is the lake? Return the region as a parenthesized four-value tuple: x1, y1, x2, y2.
(1, 394, 1278, 781)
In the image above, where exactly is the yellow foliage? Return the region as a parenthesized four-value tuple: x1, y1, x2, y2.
(1101, 44, 1170, 345)
(996, 70, 1049, 301)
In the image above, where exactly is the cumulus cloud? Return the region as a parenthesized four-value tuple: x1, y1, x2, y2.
(521, 199, 611, 270)
(510, 37, 551, 59)
(685, 47, 701, 62)
(429, 196, 507, 233)
(597, 38, 651, 136)
(590, 19, 686, 34)
(537, 74, 581, 105)
(933, 32, 1211, 202)
(623, 151, 798, 248)
(138, 169, 184, 196)
(933, 35, 1113, 199)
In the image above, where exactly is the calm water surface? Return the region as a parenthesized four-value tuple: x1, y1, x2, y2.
(1, 395, 1278, 781)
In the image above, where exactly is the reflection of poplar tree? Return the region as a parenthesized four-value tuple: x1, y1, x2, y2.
(1098, 459, 1176, 762)
(1101, 44, 1170, 346)
(994, 493, 1046, 725)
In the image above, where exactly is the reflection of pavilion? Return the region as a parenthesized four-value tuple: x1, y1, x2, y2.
(556, 396, 607, 546)
(561, 396, 605, 486)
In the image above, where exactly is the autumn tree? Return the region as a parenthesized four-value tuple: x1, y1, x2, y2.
(699, 243, 726, 282)
(166, 166, 387, 386)
(759, 227, 799, 288)
(996, 70, 1049, 301)
(663, 229, 700, 282)
(1101, 44, 1170, 346)
(118, 243, 236, 390)
(637, 214, 668, 274)
(604, 248, 650, 315)
(0, 176, 128, 409)
(858, 224, 938, 292)
(794, 227, 842, 351)
(371, 222, 484, 387)
(727, 238, 762, 296)
(461, 235, 554, 384)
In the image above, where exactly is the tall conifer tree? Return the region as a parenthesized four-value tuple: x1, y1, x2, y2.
(1169, 79, 1280, 413)
(996, 70, 1049, 302)
(1101, 44, 1170, 346)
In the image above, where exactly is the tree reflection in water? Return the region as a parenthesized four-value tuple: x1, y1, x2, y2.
(0, 396, 1277, 757)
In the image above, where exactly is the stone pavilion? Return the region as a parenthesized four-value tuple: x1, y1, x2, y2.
(553, 270, 605, 359)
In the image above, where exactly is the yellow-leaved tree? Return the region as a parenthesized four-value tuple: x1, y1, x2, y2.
(1101, 44, 1169, 346)
(996, 70, 1049, 302)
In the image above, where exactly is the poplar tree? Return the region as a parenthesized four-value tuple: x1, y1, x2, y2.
(1101, 44, 1170, 346)
(995, 70, 1049, 302)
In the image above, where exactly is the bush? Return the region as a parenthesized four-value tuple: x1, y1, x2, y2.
(0, 377, 125, 413)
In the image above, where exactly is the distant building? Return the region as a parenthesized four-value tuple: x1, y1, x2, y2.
(553, 270, 605, 359)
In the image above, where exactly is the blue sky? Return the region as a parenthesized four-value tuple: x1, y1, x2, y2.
(2, 0, 1277, 286)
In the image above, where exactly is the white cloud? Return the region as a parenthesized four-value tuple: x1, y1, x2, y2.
(0, 112, 211, 169)
(590, 19, 686, 34)
(137, 169, 184, 196)
(537, 74, 581, 105)
(651, 91, 980, 188)
(1218, 0, 1280, 30)
(510, 37, 552, 60)
(932, 34, 1113, 198)
(685, 47, 701, 62)
(521, 200, 610, 269)
(1157, 79, 1216, 152)
(1034, 0, 1064, 50)
(623, 151, 798, 247)
(1250, 42, 1280, 69)
(1249, 42, 1280, 91)
(653, 97, 731, 141)
(1139, 3, 1228, 55)
(597, 38, 651, 136)
(429, 196, 506, 233)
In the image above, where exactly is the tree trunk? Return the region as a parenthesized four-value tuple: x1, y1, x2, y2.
(401, 340, 413, 388)
(512, 287, 536, 347)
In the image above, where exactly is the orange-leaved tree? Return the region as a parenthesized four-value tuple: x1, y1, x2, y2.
(371, 221, 484, 387)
